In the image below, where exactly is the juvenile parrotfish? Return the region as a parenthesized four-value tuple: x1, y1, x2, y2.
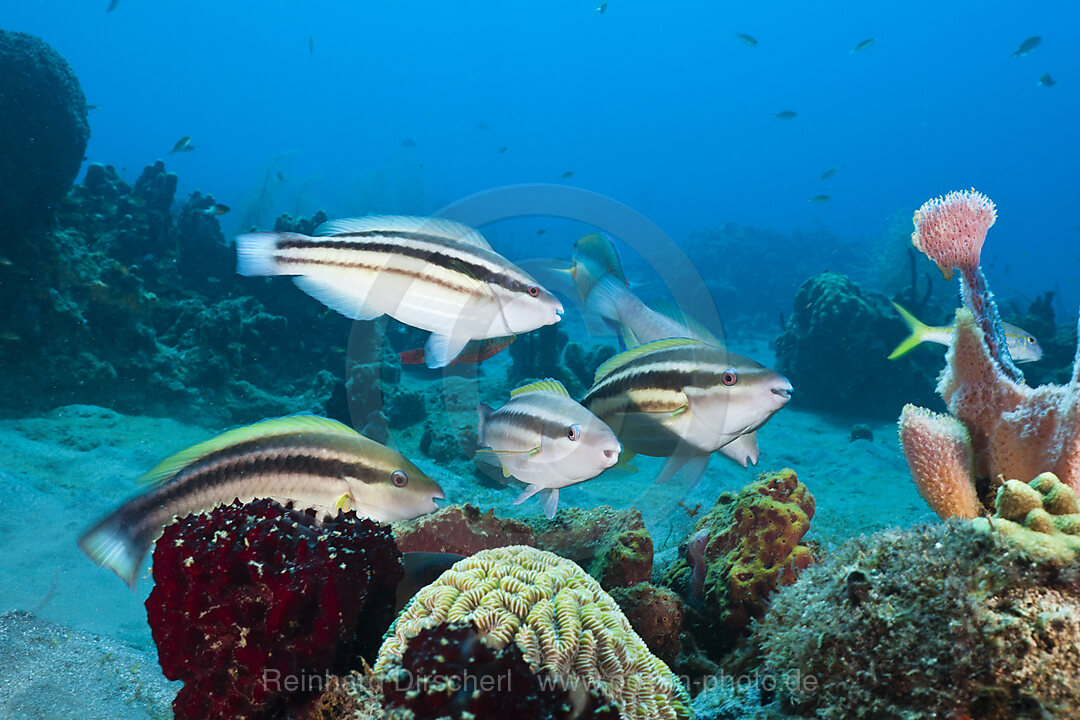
(583, 338, 792, 486)
(1038, 73, 1056, 87)
(236, 216, 562, 368)
(851, 38, 875, 53)
(1011, 36, 1042, 58)
(477, 379, 621, 519)
(399, 335, 515, 366)
(887, 302, 1042, 363)
(775, 110, 797, 119)
(79, 415, 444, 587)
(734, 32, 758, 47)
(169, 136, 195, 154)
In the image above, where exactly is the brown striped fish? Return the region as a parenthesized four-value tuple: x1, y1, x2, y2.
(236, 216, 563, 368)
(583, 338, 792, 483)
(477, 379, 621, 518)
(79, 415, 444, 587)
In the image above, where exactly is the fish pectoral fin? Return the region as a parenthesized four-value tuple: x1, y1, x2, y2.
(292, 276, 382, 321)
(718, 432, 760, 467)
(334, 492, 353, 513)
(602, 462, 638, 479)
(513, 484, 544, 505)
(424, 333, 472, 368)
(539, 488, 560, 519)
(654, 453, 710, 487)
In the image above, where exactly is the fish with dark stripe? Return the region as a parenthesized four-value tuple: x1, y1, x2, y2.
(236, 215, 562, 368)
(477, 379, 620, 518)
(79, 415, 444, 587)
(583, 338, 792, 483)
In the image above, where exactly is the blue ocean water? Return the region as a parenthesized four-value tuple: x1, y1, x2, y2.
(7, 0, 1079, 306)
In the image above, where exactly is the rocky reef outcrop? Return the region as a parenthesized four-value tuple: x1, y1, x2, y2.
(0, 30, 89, 235)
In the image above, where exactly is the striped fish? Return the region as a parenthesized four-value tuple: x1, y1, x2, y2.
(236, 216, 563, 368)
(582, 338, 792, 484)
(79, 415, 444, 587)
(476, 379, 621, 518)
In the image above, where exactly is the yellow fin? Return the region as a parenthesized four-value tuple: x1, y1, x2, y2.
(502, 463, 512, 478)
(888, 302, 931, 360)
(334, 492, 352, 513)
(510, 378, 570, 398)
(593, 337, 702, 384)
(137, 415, 358, 488)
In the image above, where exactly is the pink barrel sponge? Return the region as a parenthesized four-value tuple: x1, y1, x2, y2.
(911, 189, 997, 281)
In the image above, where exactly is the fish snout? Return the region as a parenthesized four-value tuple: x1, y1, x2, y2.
(769, 376, 794, 405)
(600, 441, 622, 468)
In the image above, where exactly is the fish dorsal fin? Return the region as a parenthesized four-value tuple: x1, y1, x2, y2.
(593, 337, 702, 384)
(510, 378, 569, 398)
(650, 301, 722, 345)
(137, 415, 358, 488)
(574, 233, 628, 286)
(314, 215, 493, 250)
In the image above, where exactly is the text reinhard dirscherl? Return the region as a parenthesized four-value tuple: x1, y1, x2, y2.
(261, 668, 819, 695)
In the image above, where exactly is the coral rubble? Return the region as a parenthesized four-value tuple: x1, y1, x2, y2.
(0, 30, 89, 235)
(663, 469, 815, 652)
(756, 522, 1080, 719)
(375, 545, 691, 720)
(146, 498, 402, 720)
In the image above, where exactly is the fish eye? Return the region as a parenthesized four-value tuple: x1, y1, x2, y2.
(567, 423, 581, 441)
(391, 470, 408, 487)
(721, 369, 738, 386)
(1027, 336, 1036, 344)
(527, 285, 540, 297)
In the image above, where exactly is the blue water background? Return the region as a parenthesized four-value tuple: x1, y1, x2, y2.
(6, 0, 1079, 311)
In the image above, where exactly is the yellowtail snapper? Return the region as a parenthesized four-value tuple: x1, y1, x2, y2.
(477, 379, 620, 519)
(236, 215, 563, 368)
(79, 415, 444, 587)
(888, 302, 1042, 363)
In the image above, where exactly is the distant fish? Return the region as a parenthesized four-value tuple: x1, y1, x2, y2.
(309, 36, 315, 55)
(597, 2, 608, 13)
(498, 146, 508, 153)
(401, 137, 418, 148)
(202, 203, 230, 216)
(477, 379, 621, 519)
(106, 0, 119, 12)
(809, 194, 831, 203)
(561, 170, 575, 179)
(399, 336, 515, 366)
(819, 167, 839, 180)
(78, 415, 445, 587)
(888, 302, 1042, 363)
(851, 38, 875, 53)
(1011, 36, 1042, 58)
(0, 331, 20, 342)
(1038, 73, 1056, 87)
(734, 32, 758, 47)
(537, 229, 547, 236)
(276, 170, 286, 182)
(0, 257, 12, 266)
(87, 104, 100, 111)
(169, 136, 195, 154)
(774, 110, 797, 119)
(476, 121, 490, 131)
(236, 215, 562, 368)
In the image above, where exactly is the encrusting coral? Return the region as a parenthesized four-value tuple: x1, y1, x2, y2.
(374, 545, 691, 720)
(899, 190, 1080, 519)
(971, 472, 1080, 562)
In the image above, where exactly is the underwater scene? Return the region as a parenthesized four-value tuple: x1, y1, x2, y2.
(2, 2, 1079, 719)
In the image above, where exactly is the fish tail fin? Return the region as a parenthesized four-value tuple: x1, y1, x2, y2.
(584, 274, 631, 327)
(78, 509, 148, 590)
(236, 232, 284, 276)
(887, 302, 931, 360)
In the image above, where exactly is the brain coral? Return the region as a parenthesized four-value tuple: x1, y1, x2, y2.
(0, 30, 89, 234)
(972, 472, 1080, 563)
(374, 545, 691, 720)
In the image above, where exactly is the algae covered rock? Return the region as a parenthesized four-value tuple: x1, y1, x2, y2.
(755, 522, 1080, 719)
(0, 30, 89, 234)
(775, 272, 938, 417)
(663, 468, 815, 652)
(531, 504, 654, 590)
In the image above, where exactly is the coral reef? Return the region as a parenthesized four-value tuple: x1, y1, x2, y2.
(146, 498, 402, 720)
(899, 191, 1080, 518)
(775, 272, 939, 417)
(375, 545, 691, 720)
(531, 505, 654, 591)
(508, 326, 614, 399)
(380, 622, 620, 719)
(393, 503, 537, 556)
(663, 469, 815, 653)
(972, 472, 1080, 562)
(756, 522, 1080, 719)
(0, 30, 89, 235)
(607, 583, 688, 669)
